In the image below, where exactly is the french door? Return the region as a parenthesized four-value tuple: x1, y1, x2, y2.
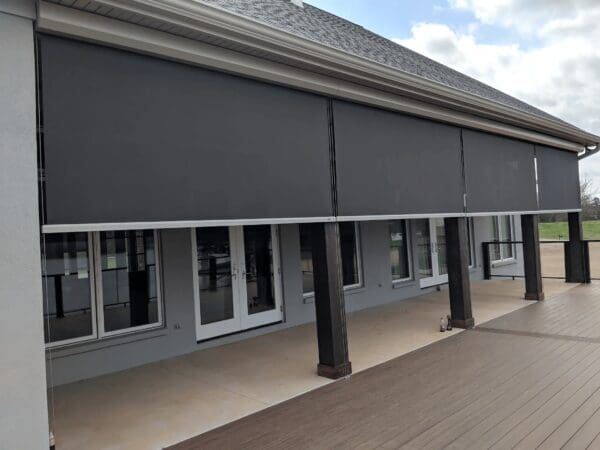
(415, 218, 448, 288)
(192, 225, 283, 341)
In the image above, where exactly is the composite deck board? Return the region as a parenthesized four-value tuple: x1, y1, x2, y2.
(456, 343, 600, 449)
(170, 283, 600, 450)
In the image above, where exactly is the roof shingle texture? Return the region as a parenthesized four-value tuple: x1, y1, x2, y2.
(199, 0, 571, 127)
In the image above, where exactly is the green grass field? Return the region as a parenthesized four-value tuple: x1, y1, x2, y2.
(539, 220, 600, 240)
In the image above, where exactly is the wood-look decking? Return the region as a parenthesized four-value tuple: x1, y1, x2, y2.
(170, 283, 600, 450)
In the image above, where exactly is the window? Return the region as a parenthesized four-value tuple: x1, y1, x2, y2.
(491, 215, 515, 262)
(41, 232, 96, 346)
(299, 222, 362, 296)
(389, 220, 411, 282)
(41, 230, 163, 347)
(98, 230, 162, 336)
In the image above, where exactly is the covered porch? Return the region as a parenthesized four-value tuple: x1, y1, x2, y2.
(50, 278, 577, 450)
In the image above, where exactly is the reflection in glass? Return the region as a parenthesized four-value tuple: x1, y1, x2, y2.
(244, 226, 276, 315)
(491, 216, 514, 261)
(196, 227, 234, 325)
(41, 233, 93, 343)
(415, 219, 433, 277)
(434, 218, 448, 275)
(467, 218, 474, 267)
(299, 222, 361, 294)
(100, 230, 159, 332)
(340, 222, 360, 287)
(491, 216, 501, 261)
(502, 216, 514, 258)
(389, 220, 410, 281)
(299, 225, 314, 294)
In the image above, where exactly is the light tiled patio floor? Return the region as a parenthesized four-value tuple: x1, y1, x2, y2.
(50, 279, 577, 450)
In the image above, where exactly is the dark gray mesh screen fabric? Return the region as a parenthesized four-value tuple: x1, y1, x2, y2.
(537, 145, 581, 211)
(463, 129, 537, 213)
(39, 34, 333, 224)
(332, 100, 465, 217)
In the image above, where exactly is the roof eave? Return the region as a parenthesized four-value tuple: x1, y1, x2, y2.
(37, 0, 600, 150)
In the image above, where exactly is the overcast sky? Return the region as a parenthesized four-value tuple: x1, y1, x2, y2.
(306, 0, 600, 189)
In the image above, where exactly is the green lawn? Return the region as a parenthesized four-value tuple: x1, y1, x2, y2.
(539, 220, 600, 240)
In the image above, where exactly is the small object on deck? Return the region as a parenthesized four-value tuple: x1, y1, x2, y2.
(446, 314, 452, 331)
(440, 316, 447, 332)
(49, 431, 55, 450)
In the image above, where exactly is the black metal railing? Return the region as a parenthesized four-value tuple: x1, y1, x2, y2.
(482, 239, 594, 283)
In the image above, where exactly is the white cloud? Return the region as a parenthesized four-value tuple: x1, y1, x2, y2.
(394, 0, 600, 179)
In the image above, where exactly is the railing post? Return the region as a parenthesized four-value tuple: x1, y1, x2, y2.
(482, 242, 491, 280)
(583, 241, 591, 283)
(565, 212, 590, 283)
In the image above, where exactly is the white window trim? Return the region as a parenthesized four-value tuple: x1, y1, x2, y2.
(390, 220, 413, 284)
(44, 230, 164, 348)
(491, 216, 517, 265)
(302, 222, 364, 298)
(44, 232, 98, 349)
(94, 230, 164, 338)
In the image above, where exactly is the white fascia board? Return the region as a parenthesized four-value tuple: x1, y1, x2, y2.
(37, 1, 588, 152)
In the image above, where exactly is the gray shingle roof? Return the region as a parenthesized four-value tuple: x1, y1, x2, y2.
(198, 0, 572, 127)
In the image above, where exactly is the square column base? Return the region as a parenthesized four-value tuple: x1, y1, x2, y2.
(317, 362, 352, 379)
(524, 292, 545, 301)
(451, 318, 475, 329)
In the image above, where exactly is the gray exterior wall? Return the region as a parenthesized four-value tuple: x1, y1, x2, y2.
(48, 216, 523, 386)
(0, 4, 50, 448)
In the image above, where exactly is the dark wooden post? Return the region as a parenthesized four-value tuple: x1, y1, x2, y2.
(521, 214, 545, 300)
(309, 222, 352, 379)
(444, 217, 474, 329)
(565, 212, 590, 283)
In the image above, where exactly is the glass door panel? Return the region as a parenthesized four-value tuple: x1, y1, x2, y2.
(239, 225, 283, 329)
(415, 219, 433, 278)
(434, 218, 448, 276)
(418, 218, 449, 288)
(243, 225, 275, 315)
(193, 227, 241, 340)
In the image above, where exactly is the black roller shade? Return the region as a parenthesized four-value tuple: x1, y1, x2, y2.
(332, 100, 465, 217)
(537, 145, 581, 211)
(463, 129, 537, 213)
(39, 35, 333, 225)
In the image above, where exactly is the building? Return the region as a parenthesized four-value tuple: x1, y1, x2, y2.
(1, 0, 598, 448)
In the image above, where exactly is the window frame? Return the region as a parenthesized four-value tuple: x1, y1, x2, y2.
(491, 215, 517, 264)
(43, 232, 99, 349)
(94, 230, 164, 339)
(43, 230, 164, 349)
(389, 220, 413, 284)
(467, 218, 476, 269)
(301, 222, 364, 299)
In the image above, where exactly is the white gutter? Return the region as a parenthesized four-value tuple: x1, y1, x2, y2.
(37, 0, 599, 151)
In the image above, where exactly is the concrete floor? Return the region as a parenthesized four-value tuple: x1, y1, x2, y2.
(50, 279, 576, 450)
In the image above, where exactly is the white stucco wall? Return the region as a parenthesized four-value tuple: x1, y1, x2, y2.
(0, 4, 50, 448)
